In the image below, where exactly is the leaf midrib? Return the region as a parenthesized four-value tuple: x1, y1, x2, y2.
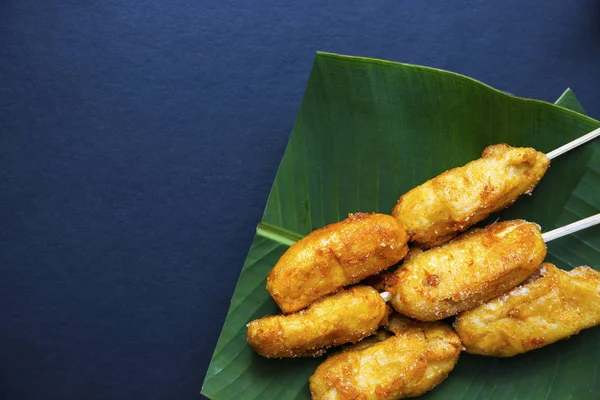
(256, 222, 303, 246)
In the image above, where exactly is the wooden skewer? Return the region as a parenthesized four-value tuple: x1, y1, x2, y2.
(546, 126, 600, 160)
(541, 213, 600, 242)
(379, 291, 392, 302)
(379, 212, 600, 301)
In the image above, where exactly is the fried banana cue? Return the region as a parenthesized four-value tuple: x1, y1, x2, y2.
(392, 144, 549, 248)
(309, 315, 462, 400)
(267, 213, 409, 314)
(385, 219, 546, 321)
(247, 286, 390, 358)
(455, 263, 600, 357)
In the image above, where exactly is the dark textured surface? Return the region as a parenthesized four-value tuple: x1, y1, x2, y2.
(0, 1, 598, 399)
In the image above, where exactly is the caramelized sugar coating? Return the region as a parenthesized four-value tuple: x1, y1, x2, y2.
(455, 263, 600, 357)
(392, 144, 549, 248)
(267, 213, 409, 314)
(389, 220, 546, 321)
(247, 286, 390, 358)
(309, 315, 461, 400)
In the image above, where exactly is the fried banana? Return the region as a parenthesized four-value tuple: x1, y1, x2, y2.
(388, 220, 546, 321)
(267, 213, 409, 314)
(392, 144, 549, 248)
(309, 315, 461, 400)
(455, 263, 600, 357)
(247, 286, 390, 358)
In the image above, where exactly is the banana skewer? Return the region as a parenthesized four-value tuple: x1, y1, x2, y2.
(267, 213, 409, 314)
(247, 286, 390, 358)
(455, 262, 600, 357)
(379, 213, 600, 314)
(393, 127, 600, 248)
(309, 315, 462, 400)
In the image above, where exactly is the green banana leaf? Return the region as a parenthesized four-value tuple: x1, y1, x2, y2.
(555, 88, 587, 115)
(202, 53, 600, 400)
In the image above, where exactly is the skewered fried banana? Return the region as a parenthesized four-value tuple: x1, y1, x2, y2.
(392, 144, 549, 248)
(455, 263, 600, 357)
(247, 286, 390, 358)
(309, 315, 461, 400)
(267, 213, 409, 314)
(387, 220, 546, 321)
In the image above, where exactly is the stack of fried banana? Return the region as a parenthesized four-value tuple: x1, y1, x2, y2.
(246, 144, 600, 400)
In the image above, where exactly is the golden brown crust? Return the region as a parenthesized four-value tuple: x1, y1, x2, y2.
(309, 315, 461, 400)
(267, 213, 409, 313)
(455, 263, 600, 357)
(247, 286, 390, 358)
(392, 144, 549, 248)
(390, 220, 546, 321)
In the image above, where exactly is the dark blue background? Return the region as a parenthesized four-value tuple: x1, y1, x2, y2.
(1, 1, 598, 399)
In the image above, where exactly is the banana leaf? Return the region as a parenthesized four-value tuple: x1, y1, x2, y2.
(202, 53, 600, 400)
